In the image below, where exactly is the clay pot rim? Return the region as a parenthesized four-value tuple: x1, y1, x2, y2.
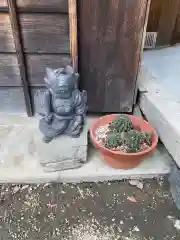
(90, 114, 158, 156)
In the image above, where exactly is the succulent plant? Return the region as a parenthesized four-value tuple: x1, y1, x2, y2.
(108, 115, 133, 133)
(140, 132, 152, 146)
(102, 115, 152, 152)
(106, 132, 122, 149)
(123, 130, 142, 153)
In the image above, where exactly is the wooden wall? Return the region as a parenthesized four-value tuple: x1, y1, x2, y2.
(147, 0, 163, 32)
(147, 0, 180, 45)
(78, 0, 150, 113)
(0, 0, 71, 88)
(172, 3, 180, 44)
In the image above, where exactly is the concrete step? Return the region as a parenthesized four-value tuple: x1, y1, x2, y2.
(0, 115, 172, 183)
(0, 143, 172, 183)
(138, 45, 180, 168)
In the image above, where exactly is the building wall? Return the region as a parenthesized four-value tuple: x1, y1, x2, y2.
(172, 3, 180, 44)
(147, 0, 180, 45)
(147, 0, 163, 32)
(0, 0, 71, 113)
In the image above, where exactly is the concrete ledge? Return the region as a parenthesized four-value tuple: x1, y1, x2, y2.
(0, 114, 172, 183)
(59, 144, 172, 183)
(0, 143, 172, 183)
(138, 58, 180, 167)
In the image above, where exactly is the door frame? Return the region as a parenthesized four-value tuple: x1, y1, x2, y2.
(68, 0, 78, 72)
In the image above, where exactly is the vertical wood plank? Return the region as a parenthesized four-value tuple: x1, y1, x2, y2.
(172, 3, 180, 44)
(147, 0, 163, 32)
(68, 0, 78, 71)
(7, 0, 32, 116)
(156, 0, 180, 46)
(133, 0, 151, 104)
(78, 0, 149, 112)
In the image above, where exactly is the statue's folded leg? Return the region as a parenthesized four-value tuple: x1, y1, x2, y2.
(39, 118, 68, 143)
(70, 125, 83, 138)
(65, 115, 83, 138)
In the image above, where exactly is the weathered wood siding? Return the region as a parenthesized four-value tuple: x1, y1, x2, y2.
(0, 0, 68, 12)
(156, 0, 180, 46)
(147, 0, 162, 32)
(78, 0, 149, 113)
(147, 0, 180, 45)
(27, 55, 71, 86)
(20, 14, 69, 53)
(15, 0, 68, 11)
(172, 3, 180, 44)
(0, 0, 71, 88)
(0, 13, 15, 52)
(0, 54, 71, 86)
(0, 54, 20, 86)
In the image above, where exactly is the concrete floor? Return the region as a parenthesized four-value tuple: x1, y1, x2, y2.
(0, 178, 179, 240)
(0, 114, 172, 183)
(138, 45, 180, 168)
(143, 45, 180, 102)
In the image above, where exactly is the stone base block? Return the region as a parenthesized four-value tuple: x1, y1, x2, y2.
(0, 118, 89, 173)
(36, 128, 88, 172)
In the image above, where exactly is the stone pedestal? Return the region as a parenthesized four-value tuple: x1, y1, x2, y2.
(0, 117, 89, 173)
(36, 124, 88, 172)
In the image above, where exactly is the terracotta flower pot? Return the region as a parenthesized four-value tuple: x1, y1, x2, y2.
(90, 114, 158, 169)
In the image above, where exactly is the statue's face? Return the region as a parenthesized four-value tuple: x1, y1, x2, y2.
(56, 75, 74, 95)
(44, 66, 78, 98)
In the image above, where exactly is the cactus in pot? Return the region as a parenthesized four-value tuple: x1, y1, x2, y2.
(121, 130, 152, 153)
(95, 114, 153, 154)
(122, 130, 142, 153)
(106, 132, 122, 149)
(91, 114, 158, 169)
(140, 132, 152, 146)
(108, 115, 133, 133)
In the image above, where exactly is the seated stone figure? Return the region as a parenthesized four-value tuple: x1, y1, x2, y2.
(35, 65, 87, 143)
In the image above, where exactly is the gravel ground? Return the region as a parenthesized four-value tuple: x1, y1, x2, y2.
(0, 178, 179, 240)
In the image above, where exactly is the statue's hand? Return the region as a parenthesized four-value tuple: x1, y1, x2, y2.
(44, 114, 53, 123)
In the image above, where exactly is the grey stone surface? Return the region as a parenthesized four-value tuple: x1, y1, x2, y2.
(138, 45, 180, 167)
(0, 118, 88, 173)
(141, 44, 180, 102)
(0, 115, 172, 183)
(58, 143, 172, 183)
(36, 125, 88, 172)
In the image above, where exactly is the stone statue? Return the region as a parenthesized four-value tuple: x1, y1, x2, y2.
(35, 65, 87, 143)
